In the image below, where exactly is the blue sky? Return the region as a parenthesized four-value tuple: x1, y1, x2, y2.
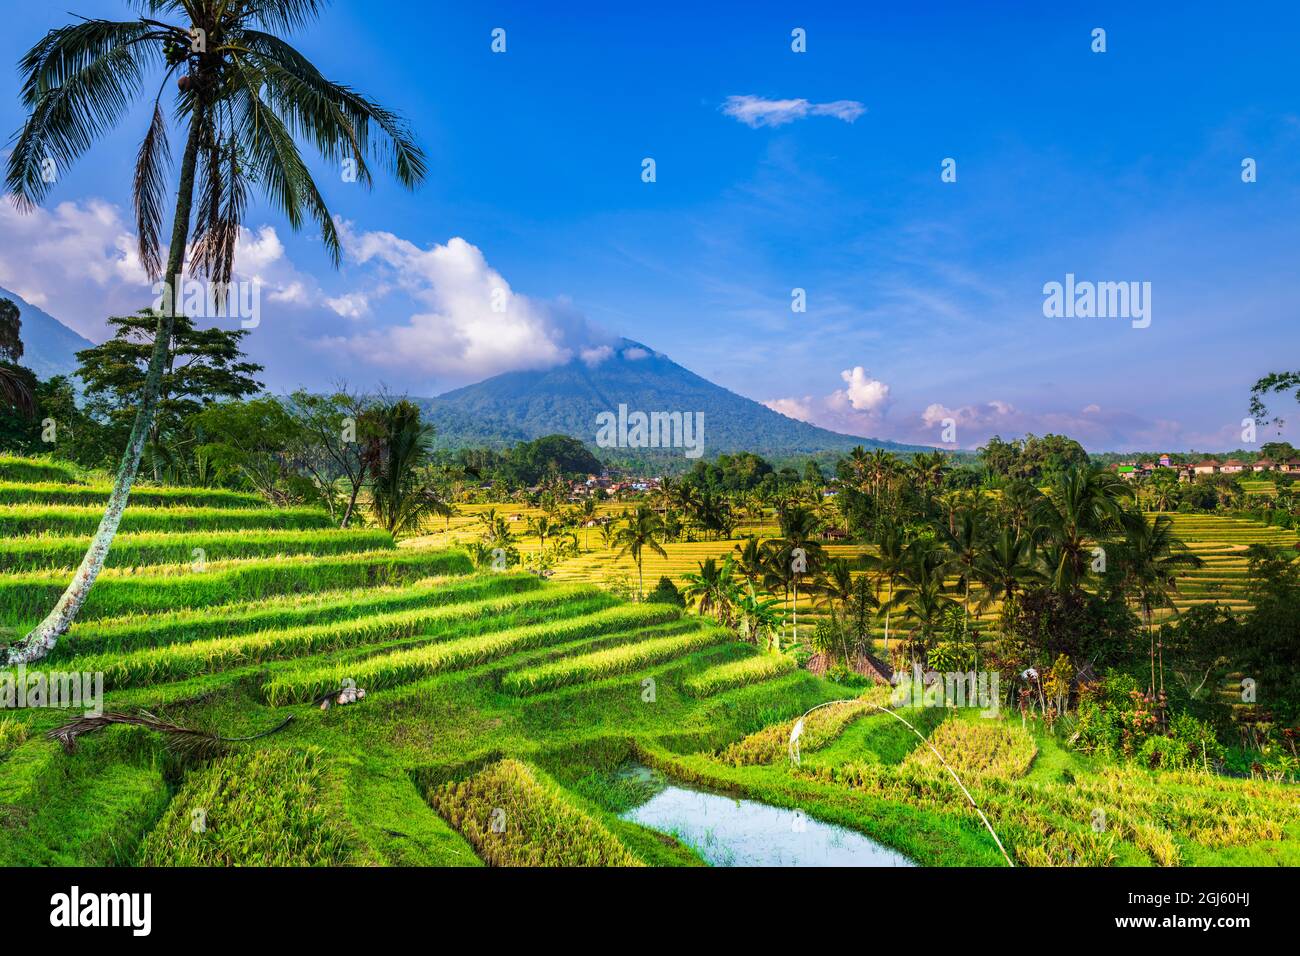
(2, 0, 1298, 451)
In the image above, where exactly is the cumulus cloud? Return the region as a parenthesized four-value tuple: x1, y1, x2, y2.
(0, 197, 147, 335)
(829, 366, 890, 414)
(722, 95, 866, 128)
(766, 367, 891, 435)
(0, 197, 322, 339)
(331, 222, 610, 379)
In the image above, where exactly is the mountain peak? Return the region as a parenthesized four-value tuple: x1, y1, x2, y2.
(419, 339, 923, 459)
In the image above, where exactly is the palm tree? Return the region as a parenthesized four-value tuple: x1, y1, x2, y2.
(1032, 465, 1132, 592)
(817, 557, 857, 613)
(732, 536, 768, 589)
(526, 515, 555, 554)
(612, 505, 667, 600)
(4, 1, 425, 664)
(886, 547, 956, 664)
(579, 498, 597, 550)
(680, 556, 738, 625)
(368, 401, 444, 536)
(773, 504, 824, 644)
(939, 508, 985, 658)
(976, 526, 1042, 618)
(1114, 509, 1204, 695)
(862, 526, 910, 655)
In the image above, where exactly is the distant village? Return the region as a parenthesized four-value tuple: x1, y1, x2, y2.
(1108, 454, 1300, 481)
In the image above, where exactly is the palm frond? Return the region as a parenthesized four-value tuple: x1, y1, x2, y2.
(0, 367, 37, 418)
(7, 20, 159, 209)
(238, 29, 426, 188)
(47, 708, 294, 760)
(244, 0, 330, 34)
(133, 101, 172, 280)
(228, 58, 341, 264)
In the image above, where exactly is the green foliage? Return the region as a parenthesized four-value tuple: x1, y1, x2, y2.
(500, 620, 717, 696)
(645, 575, 685, 607)
(0, 526, 393, 573)
(0, 503, 330, 536)
(265, 601, 677, 705)
(427, 759, 640, 867)
(139, 748, 351, 866)
(0, 548, 469, 623)
(682, 652, 795, 697)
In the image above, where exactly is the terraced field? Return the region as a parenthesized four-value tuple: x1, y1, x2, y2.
(410, 503, 1296, 640)
(1, 458, 1295, 868)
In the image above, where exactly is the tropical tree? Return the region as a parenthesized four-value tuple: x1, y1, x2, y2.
(1031, 465, 1132, 592)
(734, 585, 784, 651)
(4, 0, 425, 663)
(772, 504, 824, 643)
(939, 508, 985, 658)
(0, 297, 36, 418)
(680, 556, 738, 625)
(886, 547, 955, 663)
(976, 526, 1042, 617)
(526, 515, 556, 554)
(368, 401, 447, 536)
(862, 526, 911, 655)
(613, 505, 667, 600)
(1113, 509, 1205, 695)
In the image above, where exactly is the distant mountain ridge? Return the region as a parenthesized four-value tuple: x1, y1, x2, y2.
(416, 339, 926, 460)
(0, 285, 95, 379)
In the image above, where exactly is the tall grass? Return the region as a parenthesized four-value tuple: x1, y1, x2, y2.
(0, 548, 471, 622)
(500, 623, 724, 696)
(902, 717, 1037, 781)
(717, 692, 886, 766)
(138, 748, 350, 866)
(0, 456, 81, 484)
(427, 759, 641, 866)
(0, 504, 331, 536)
(0, 481, 264, 509)
(65, 573, 543, 654)
(264, 603, 681, 705)
(74, 585, 618, 689)
(0, 527, 393, 572)
(681, 652, 795, 698)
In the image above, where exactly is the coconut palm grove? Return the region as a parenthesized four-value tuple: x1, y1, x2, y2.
(0, 0, 1297, 934)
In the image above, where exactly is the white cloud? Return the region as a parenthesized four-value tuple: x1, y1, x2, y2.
(830, 366, 890, 413)
(332, 222, 609, 379)
(622, 346, 650, 361)
(766, 367, 891, 436)
(722, 95, 866, 128)
(765, 396, 816, 422)
(580, 345, 614, 367)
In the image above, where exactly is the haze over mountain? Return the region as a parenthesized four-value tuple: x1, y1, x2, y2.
(417, 339, 925, 459)
(0, 285, 94, 380)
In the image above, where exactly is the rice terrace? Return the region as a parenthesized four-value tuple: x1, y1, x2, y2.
(0, 0, 1298, 937)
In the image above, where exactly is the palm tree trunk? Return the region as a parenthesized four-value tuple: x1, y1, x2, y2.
(6, 117, 202, 665)
(884, 580, 894, 655)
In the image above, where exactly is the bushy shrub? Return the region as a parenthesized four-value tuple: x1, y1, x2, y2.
(646, 576, 685, 607)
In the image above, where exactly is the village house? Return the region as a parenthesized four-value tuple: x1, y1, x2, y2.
(1158, 454, 1173, 468)
(1253, 458, 1276, 472)
(1285, 459, 1300, 474)
(1191, 459, 1220, 476)
(1219, 459, 1247, 474)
